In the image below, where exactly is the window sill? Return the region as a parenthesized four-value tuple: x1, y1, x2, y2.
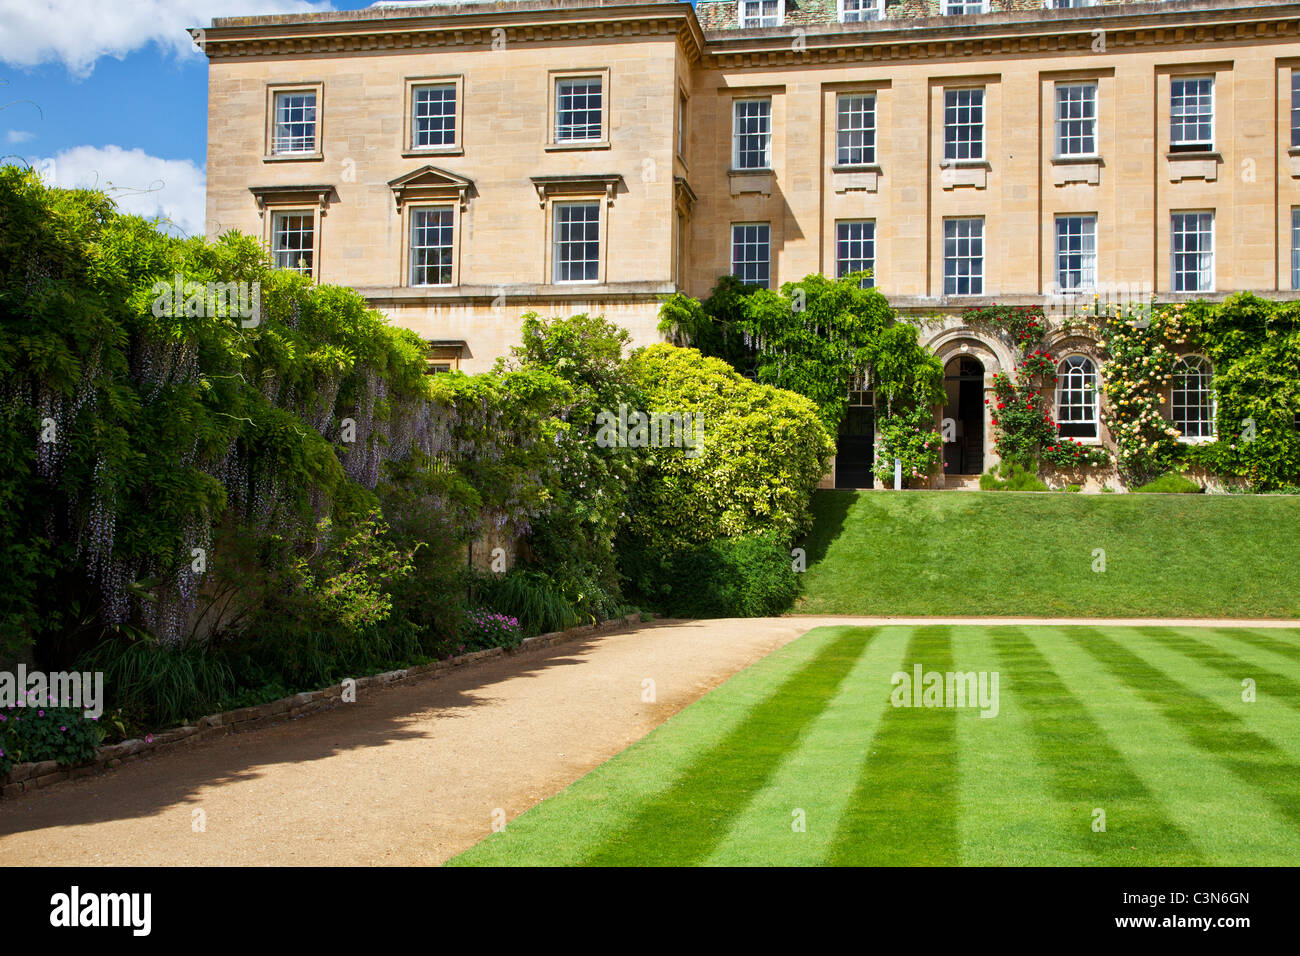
(263, 152, 324, 163)
(1050, 155, 1102, 186)
(1166, 151, 1220, 182)
(1288, 147, 1300, 178)
(545, 140, 610, 152)
(831, 164, 881, 193)
(729, 168, 773, 197)
(402, 147, 463, 158)
(939, 160, 988, 189)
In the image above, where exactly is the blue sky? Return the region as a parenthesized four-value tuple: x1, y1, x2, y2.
(0, 1, 387, 234)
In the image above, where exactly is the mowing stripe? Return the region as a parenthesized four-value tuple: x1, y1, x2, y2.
(1064, 627, 1300, 835)
(1212, 627, 1300, 667)
(826, 625, 960, 866)
(1139, 627, 1300, 716)
(953, 626, 1091, 866)
(1035, 627, 1293, 865)
(701, 626, 914, 867)
(580, 627, 872, 866)
(992, 627, 1204, 864)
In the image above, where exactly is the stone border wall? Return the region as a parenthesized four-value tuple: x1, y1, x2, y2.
(0, 612, 643, 801)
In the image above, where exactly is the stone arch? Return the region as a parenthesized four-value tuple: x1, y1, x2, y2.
(921, 327, 1013, 483)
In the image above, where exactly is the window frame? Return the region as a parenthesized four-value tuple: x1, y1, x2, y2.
(731, 222, 772, 289)
(732, 97, 773, 171)
(548, 69, 610, 149)
(269, 209, 318, 277)
(1054, 81, 1098, 158)
(1170, 354, 1216, 442)
(1291, 72, 1300, 149)
(941, 0, 988, 14)
(1054, 214, 1098, 293)
(1055, 354, 1101, 440)
(407, 204, 457, 288)
(551, 200, 603, 285)
(737, 0, 784, 27)
(835, 92, 878, 167)
(265, 83, 323, 161)
(838, 0, 884, 22)
(1170, 210, 1215, 293)
(1292, 207, 1300, 290)
(1169, 75, 1215, 152)
(942, 217, 985, 296)
(836, 220, 876, 289)
(403, 75, 464, 156)
(943, 87, 985, 162)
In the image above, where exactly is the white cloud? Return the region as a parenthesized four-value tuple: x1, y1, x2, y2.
(36, 145, 206, 237)
(5, 129, 34, 143)
(0, 1, 333, 76)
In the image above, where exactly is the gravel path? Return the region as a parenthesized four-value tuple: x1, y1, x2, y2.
(2, 615, 1293, 866)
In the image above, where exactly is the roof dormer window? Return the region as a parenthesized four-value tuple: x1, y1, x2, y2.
(738, 0, 784, 28)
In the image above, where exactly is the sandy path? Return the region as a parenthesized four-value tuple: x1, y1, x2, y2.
(1, 615, 1293, 866)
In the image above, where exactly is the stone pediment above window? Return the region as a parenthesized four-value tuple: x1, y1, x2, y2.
(674, 176, 697, 214)
(249, 184, 335, 217)
(530, 174, 625, 207)
(388, 166, 474, 210)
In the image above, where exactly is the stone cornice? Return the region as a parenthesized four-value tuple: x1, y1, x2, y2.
(702, 2, 1300, 66)
(192, 1, 1300, 67)
(192, 2, 706, 64)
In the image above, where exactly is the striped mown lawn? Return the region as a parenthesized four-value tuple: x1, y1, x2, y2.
(447, 624, 1300, 866)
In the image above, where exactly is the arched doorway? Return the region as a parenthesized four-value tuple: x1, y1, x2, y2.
(942, 355, 985, 476)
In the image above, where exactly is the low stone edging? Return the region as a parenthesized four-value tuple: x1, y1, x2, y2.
(0, 612, 643, 801)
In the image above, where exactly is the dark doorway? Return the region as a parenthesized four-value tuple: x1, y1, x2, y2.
(835, 405, 876, 489)
(942, 355, 985, 476)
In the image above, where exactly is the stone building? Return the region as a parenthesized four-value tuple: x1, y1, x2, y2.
(197, 0, 1300, 487)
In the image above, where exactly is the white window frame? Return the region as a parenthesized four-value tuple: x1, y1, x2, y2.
(1054, 215, 1097, 293)
(943, 218, 984, 296)
(270, 88, 319, 157)
(1170, 355, 1216, 441)
(552, 201, 602, 284)
(408, 205, 455, 287)
(836, 221, 876, 288)
(271, 210, 316, 276)
(839, 0, 884, 22)
(1170, 76, 1214, 152)
(941, 0, 987, 14)
(732, 98, 772, 170)
(732, 222, 771, 288)
(1044, 0, 1097, 8)
(554, 75, 604, 144)
(943, 88, 985, 161)
(738, 0, 784, 27)
(1291, 73, 1300, 149)
(1055, 355, 1100, 440)
(1054, 82, 1098, 158)
(1171, 211, 1214, 293)
(1292, 207, 1300, 289)
(836, 92, 877, 166)
(410, 83, 457, 151)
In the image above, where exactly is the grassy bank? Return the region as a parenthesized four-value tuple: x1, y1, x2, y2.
(795, 491, 1300, 618)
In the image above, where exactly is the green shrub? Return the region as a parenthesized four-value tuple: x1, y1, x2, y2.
(623, 344, 834, 552)
(980, 463, 1050, 492)
(1063, 484, 1082, 493)
(76, 628, 237, 730)
(476, 569, 581, 637)
(619, 531, 798, 618)
(0, 702, 104, 775)
(1133, 472, 1202, 494)
(462, 608, 525, 651)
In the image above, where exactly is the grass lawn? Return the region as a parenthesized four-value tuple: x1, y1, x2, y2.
(797, 491, 1300, 618)
(447, 624, 1300, 866)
